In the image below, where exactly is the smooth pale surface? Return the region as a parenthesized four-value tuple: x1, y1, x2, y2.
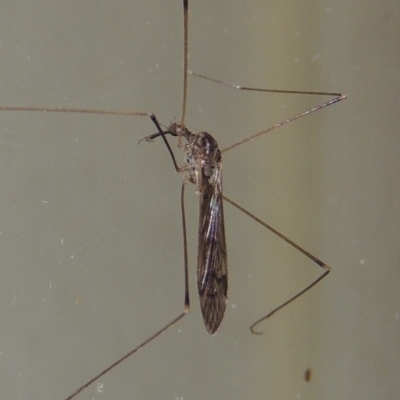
(0, 1, 399, 400)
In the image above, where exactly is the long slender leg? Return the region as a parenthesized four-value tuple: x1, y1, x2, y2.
(179, 0, 189, 143)
(0, 106, 184, 173)
(223, 195, 330, 334)
(189, 72, 346, 154)
(63, 182, 190, 400)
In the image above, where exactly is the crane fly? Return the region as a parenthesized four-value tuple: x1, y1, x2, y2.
(139, 122, 228, 334)
(0, 0, 346, 399)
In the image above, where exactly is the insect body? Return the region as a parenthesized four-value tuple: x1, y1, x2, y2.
(184, 128, 227, 334)
(143, 122, 228, 334)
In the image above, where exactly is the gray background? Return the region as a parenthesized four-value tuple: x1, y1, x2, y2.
(0, 0, 399, 399)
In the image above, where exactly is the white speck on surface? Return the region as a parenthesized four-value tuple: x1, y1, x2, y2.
(96, 383, 104, 393)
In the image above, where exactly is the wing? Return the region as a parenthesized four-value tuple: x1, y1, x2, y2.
(197, 165, 228, 334)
